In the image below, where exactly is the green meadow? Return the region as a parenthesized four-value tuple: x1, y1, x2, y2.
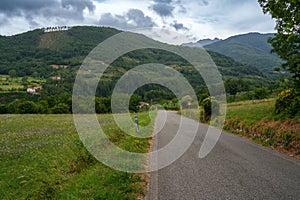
(0, 112, 155, 199)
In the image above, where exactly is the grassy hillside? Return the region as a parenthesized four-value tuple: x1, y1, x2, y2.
(205, 33, 283, 74)
(0, 112, 154, 199)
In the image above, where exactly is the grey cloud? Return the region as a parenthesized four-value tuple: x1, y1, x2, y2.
(154, 0, 173, 3)
(172, 21, 189, 31)
(178, 5, 187, 13)
(99, 13, 128, 29)
(0, 0, 56, 15)
(26, 15, 40, 27)
(151, 3, 174, 17)
(127, 9, 155, 28)
(62, 0, 95, 13)
(200, 0, 208, 6)
(0, 15, 9, 27)
(0, 0, 95, 20)
(99, 9, 156, 30)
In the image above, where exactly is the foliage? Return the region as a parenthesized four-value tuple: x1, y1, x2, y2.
(17, 101, 38, 114)
(258, 0, 300, 85)
(51, 103, 70, 114)
(253, 87, 269, 100)
(8, 70, 17, 78)
(258, 0, 300, 117)
(202, 97, 220, 121)
(275, 89, 300, 117)
(95, 97, 111, 114)
(129, 94, 142, 113)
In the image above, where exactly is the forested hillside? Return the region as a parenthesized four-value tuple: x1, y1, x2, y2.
(204, 32, 283, 74)
(0, 26, 277, 113)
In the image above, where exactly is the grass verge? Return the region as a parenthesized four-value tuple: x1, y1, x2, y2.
(224, 99, 300, 159)
(179, 99, 300, 159)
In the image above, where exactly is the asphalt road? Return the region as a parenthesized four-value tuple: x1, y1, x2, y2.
(145, 111, 300, 200)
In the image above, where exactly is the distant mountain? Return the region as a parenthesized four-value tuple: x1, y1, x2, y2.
(182, 38, 221, 48)
(204, 32, 283, 73)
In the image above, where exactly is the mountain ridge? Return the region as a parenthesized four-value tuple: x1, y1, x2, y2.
(182, 38, 221, 48)
(203, 32, 283, 73)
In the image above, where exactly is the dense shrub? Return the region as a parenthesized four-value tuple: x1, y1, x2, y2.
(51, 103, 70, 114)
(17, 101, 38, 114)
(275, 89, 300, 117)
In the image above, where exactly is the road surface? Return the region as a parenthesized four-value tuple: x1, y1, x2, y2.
(145, 111, 300, 200)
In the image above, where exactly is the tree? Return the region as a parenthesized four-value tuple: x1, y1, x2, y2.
(258, 0, 300, 87)
(254, 87, 269, 100)
(51, 103, 70, 114)
(22, 77, 28, 87)
(258, 0, 300, 117)
(17, 101, 38, 114)
(95, 97, 111, 114)
(202, 97, 220, 122)
(32, 72, 39, 78)
(37, 100, 50, 114)
(129, 94, 142, 113)
(8, 69, 17, 79)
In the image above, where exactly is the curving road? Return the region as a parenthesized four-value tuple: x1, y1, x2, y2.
(145, 111, 300, 200)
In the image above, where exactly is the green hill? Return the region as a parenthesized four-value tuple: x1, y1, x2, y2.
(0, 26, 120, 77)
(204, 32, 283, 73)
(0, 26, 263, 77)
(0, 26, 268, 99)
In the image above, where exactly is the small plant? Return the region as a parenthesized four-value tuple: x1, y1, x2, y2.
(282, 133, 293, 149)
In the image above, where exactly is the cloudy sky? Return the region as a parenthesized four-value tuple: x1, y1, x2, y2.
(0, 0, 275, 44)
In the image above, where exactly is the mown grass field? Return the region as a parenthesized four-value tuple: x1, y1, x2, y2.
(0, 112, 155, 199)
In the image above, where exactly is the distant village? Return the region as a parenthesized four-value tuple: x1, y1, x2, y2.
(43, 26, 71, 33)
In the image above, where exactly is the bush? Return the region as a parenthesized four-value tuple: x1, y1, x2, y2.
(51, 103, 70, 114)
(17, 101, 38, 114)
(202, 97, 220, 121)
(0, 104, 8, 114)
(275, 89, 300, 117)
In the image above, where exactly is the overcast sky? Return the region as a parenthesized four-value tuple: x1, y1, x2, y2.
(0, 0, 275, 44)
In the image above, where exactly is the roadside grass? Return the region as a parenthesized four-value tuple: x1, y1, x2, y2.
(0, 112, 155, 199)
(224, 99, 300, 158)
(179, 99, 300, 158)
(226, 99, 275, 125)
